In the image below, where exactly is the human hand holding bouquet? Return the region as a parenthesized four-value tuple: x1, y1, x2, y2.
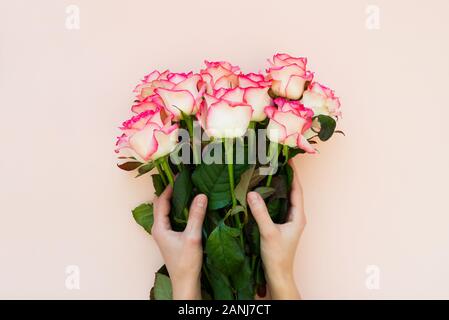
(151, 188, 207, 300)
(115, 53, 342, 300)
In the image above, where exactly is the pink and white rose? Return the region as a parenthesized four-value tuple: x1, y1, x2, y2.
(264, 98, 316, 153)
(267, 53, 314, 100)
(153, 72, 205, 120)
(197, 93, 252, 138)
(200, 61, 240, 94)
(301, 82, 341, 117)
(237, 73, 271, 88)
(131, 94, 165, 114)
(115, 108, 179, 162)
(133, 70, 171, 101)
(212, 73, 273, 122)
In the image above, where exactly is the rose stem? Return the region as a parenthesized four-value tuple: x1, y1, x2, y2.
(225, 138, 244, 246)
(155, 161, 168, 186)
(283, 144, 289, 164)
(161, 157, 175, 186)
(185, 115, 200, 164)
(265, 142, 280, 187)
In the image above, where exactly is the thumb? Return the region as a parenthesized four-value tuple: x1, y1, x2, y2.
(185, 194, 208, 236)
(247, 192, 276, 236)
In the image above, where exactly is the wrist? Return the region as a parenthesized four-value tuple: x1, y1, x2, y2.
(171, 274, 202, 300)
(266, 270, 300, 300)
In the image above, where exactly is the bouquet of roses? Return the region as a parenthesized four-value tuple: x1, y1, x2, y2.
(115, 53, 342, 300)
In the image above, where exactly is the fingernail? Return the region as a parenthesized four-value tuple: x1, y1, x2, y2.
(196, 194, 206, 208)
(248, 192, 259, 205)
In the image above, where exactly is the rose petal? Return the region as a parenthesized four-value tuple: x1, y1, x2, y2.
(221, 87, 245, 103)
(297, 135, 316, 153)
(206, 101, 252, 138)
(155, 88, 196, 118)
(244, 87, 271, 121)
(129, 123, 159, 161)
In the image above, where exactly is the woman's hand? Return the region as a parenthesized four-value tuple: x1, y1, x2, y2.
(247, 159, 306, 300)
(151, 186, 208, 300)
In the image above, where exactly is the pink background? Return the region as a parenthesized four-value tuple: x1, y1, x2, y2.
(1, 0, 448, 299)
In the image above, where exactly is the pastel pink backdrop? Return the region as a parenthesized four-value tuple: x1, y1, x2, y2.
(1, 0, 448, 299)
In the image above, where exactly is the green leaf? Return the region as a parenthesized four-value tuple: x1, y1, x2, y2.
(255, 258, 267, 297)
(135, 162, 154, 177)
(285, 163, 294, 191)
(245, 218, 260, 256)
(151, 174, 165, 196)
(204, 210, 221, 235)
(206, 261, 234, 300)
(226, 205, 246, 216)
(248, 168, 267, 189)
(317, 115, 337, 141)
(234, 165, 255, 208)
(254, 186, 275, 199)
(201, 289, 213, 300)
(270, 175, 288, 199)
(132, 203, 153, 234)
(205, 222, 245, 276)
(225, 205, 247, 224)
(192, 163, 248, 210)
(171, 168, 192, 224)
(288, 147, 305, 159)
(267, 198, 281, 220)
(152, 273, 172, 300)
(230, 257, 255, 300)
(255, 258, 266, 286)
(117, 161, 143, 171)
(155, 264, 169, 276)
(269, 171, 290, 223)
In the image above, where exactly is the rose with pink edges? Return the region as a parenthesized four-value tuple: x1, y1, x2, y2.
(152, 72, 206, 120)
(200, 60, 240, 94)
(197, 91, 253, 138)
(133, 71, 205, 120)
(301, 82, 341, 118)
(210, 73, 273, 122)
(265, 98, 316, 153)
(267, 53, 314, 100)
(133, 70, 171, 102)
(115, 108, 179, 162)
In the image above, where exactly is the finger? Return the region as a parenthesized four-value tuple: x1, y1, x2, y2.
(287, 159, 306, 227)
(247, 192, 276, 236)
(185, 194, 208, 237)
(153, 185, 173, 230)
